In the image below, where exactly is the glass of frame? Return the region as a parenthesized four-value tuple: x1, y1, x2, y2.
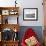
(23, 8, 38, 21)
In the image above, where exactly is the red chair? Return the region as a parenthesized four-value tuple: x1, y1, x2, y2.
(21, 28, 41, 46)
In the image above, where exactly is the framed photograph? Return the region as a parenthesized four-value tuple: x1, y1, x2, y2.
(2, 10, 9, 15)
(23, 8, 38, 21)
(9, 10, 18, 15)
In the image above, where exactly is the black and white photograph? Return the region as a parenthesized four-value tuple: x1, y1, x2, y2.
(23, 8, 38, 21)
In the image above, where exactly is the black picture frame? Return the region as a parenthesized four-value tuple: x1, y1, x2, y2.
(23, 8, 38, 21)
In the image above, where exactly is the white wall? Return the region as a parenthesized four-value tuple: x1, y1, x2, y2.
(18, 0, 44, 26)
(0, 0, 44, 26)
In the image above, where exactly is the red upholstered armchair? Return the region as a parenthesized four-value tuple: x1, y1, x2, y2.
(21, 28, 41, 46)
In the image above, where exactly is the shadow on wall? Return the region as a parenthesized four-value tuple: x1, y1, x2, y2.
(18, 26, 43, 44)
